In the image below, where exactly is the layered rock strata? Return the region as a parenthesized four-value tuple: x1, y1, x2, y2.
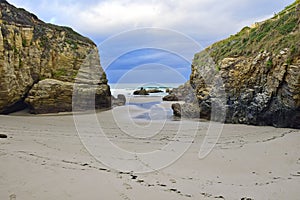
(0, 0, 111, 114)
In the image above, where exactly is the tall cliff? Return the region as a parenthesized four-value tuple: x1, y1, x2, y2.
(176, 1, 300, 128)
(0, 0, 111, 114)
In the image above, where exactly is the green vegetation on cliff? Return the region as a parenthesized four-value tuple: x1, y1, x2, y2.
(204, 0, 300, 65)
(188, 1, 300, 128)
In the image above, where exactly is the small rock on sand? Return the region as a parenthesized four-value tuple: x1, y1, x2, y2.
(0, 133, 8, 138)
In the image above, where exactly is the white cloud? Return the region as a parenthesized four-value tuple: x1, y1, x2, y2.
(7, 0, 295, 83)
(9, 0, 295, 44)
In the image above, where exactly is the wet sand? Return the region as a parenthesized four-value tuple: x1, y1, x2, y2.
(0, 97, 299, 200)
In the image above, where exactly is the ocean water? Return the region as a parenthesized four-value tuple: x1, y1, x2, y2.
(110, 83, 182, 121)
(110, 83, 182, 97)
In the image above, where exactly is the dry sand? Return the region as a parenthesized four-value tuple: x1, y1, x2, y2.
(0, 97, 300, 200)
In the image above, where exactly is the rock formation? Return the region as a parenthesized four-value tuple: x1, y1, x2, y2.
(163, 82, 195, 102)
(112, 94, 126, 106)
(147, 88, 163, 93)
(163, 94, 179, 101)
(133, 88, 149, 95)
(133, 88, 164, 96)
(0, 0, 111, 114)
(173, 1, 300, 128)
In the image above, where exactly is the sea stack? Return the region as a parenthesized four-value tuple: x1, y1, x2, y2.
(0, 0, 111, 114)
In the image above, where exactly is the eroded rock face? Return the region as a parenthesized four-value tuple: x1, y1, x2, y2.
(219, 53, 300, 127)
(26, 79, 111, 114)
(0, 1, 111, 114)
(26, 79, 74, 114)
(176, 2, 300, 128)
(164, 82, 195, 103)
(186, 49, 300, 128)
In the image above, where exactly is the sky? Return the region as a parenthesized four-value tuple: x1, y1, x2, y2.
(8, 0, 295, 84)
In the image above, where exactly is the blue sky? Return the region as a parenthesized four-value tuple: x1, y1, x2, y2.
(106, 48, 190, 83)
(8, 0, 295, 83)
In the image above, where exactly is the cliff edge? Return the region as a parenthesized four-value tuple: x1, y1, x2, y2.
(173, 1, 300, 128)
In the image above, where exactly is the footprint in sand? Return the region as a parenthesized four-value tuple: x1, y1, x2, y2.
(9, 194, 16, 200)
(170, 179, 176, 183)
(120, 193, 131, 200)
(130, 175, 138, 180)
(169, 188, 178, 192)
(290, 172, 300, 177)
(158, 183, 167, 187)
(123, 183, 133, 190)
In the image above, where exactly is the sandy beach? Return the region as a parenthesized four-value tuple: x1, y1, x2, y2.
(0, 96, 300, 200)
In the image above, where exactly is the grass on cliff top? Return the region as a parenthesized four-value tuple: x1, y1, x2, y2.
(200, 0, 300, 64)
(0, 1, 40, 26)
(46, 24, 94, 45)
(32, 23, 94, 48)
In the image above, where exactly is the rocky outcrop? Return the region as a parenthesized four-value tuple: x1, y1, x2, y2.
(171, 103, 202, 118)
(171, 103, 181, 117)
(218, 51, 300, 127)
(133, 88, 149, 95)
(0, 1, 111, 114)
(174, 1, 300, 128)
(26, 79, 74, 113)
(163, 94, 179, 101)
(164, 82, 195, 102)
(26, 79, 111, 114)
(112, 94, 126, 106)
(147, 89, 163, 93)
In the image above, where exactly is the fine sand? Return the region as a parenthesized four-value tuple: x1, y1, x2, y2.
(0, 96, 300, 200)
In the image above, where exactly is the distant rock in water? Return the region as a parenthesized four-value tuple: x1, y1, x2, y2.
(147, 89, 163, 93)
(172, 1, 300, 128)
(133, 88, 149, 95)
(133, 87, 165, 96)
(0, 1, 111, 114)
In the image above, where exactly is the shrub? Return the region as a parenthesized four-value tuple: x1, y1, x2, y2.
(266, 59, 273, 68)
(53, 68, 68, 78)
(22, 39, 27, 46)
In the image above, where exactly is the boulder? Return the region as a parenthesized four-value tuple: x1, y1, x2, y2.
(112, 94, 126, 106)
(171, 103, 201, 118)
(171, 103, 182, 117)
(26, 79, 111, 114)
(167, 82, 196, 102)
(0, 133, 8, 138)
(181, 103, 201, 118)
(163, 94, 179, 101)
